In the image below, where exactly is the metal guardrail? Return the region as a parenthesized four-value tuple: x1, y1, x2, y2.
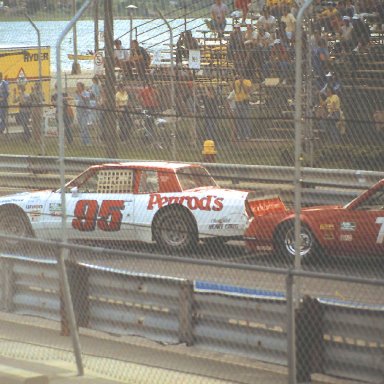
(0, 155, 383, 205)
(193, 291, 288, 366)
(321, 301, 384, 383)
(1, 254, 384, 383)
(0, 256, 60, 321)
(85, 264, 193, 345)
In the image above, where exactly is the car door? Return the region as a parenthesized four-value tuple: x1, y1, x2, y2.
(336, 186, 384, 256)
(42, 168, 136, 242)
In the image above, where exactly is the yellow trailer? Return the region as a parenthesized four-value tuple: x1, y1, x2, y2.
(0, 46, 51, 114)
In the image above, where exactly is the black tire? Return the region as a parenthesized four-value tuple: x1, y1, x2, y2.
(153, 208, 197, 253)
(274, 221, 320, 265)
(0, 208, 33, 251)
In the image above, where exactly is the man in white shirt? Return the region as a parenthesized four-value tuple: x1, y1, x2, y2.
(114, 39, 129, 67)
(257, 8, 276, 34)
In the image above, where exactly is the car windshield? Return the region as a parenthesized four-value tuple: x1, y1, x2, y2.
(355, 187, 384, 210)
(177, 166, 218, 190)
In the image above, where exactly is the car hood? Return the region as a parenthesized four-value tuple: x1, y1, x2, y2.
(0, 190, 53, 204)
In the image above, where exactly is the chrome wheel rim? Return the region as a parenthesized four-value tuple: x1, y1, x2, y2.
(284, 226, 313, 258)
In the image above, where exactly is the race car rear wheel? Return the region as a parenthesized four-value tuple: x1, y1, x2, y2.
(275, 221, 318, 265)
(153, 208, 197, 253)
(0, 207, 33, 251)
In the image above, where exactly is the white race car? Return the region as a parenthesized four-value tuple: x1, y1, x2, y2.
(0, 161, 260, 252)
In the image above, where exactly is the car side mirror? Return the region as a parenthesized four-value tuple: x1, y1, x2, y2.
(70, 186, 79, 196)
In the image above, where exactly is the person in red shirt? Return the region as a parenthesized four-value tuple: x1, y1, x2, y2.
(138, 81, 160, 114)
(137, 81, 161, 143)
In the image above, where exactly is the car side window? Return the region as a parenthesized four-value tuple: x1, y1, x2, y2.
(139, 170, 159, 193)
(96, 169, 134, 194)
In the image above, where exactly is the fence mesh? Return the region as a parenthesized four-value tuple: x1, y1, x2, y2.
(0, 0, 383, 383)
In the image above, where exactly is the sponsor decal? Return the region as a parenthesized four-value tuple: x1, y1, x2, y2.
(224, 224, 239, 229)
(49, 202, 62, 216)
(0, 199, 24, 203)
(147, 194, 224, 211)
(211, 217, 231, 224)
(26, 204, 43, 210)
(208, 223, 239, 230)
(249, 198, 286, 216)
(323, 233, 334, 240)
(26, 203, 43, 219)
(340, 234, 353, 242)
(320, 224, 334, 231)
(209, 223, 224, 230)
(49, 203, 61, 211)
(340, 222, 356, 231)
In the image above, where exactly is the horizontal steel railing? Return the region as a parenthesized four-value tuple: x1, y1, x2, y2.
(0, 155, 383, 205)
(0, 256, 60, 320)
(321, 301, 384, 383)
(85, 264, 190, 344)
(193, 292, 288, 366)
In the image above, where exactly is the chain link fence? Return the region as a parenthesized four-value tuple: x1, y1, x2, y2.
(0, 0, 383, 383)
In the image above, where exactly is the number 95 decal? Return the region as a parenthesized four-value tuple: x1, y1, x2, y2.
(72, 200, 125, 232)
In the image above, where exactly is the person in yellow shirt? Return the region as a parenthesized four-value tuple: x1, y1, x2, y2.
(233, 74, 252, 139)
(317, 2, 340, 33)
(322, 86, 341, 142)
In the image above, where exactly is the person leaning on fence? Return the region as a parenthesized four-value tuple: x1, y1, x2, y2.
(233, 73, 252, 140)
(75, 81, 92, 146)
(13, 85, 32, 142)
(0, 72, 9, 134)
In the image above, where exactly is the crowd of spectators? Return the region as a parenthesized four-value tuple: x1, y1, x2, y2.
(212, 0, 382, 141)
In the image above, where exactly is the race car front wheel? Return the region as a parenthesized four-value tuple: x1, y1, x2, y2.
(153, 208, 197, 253)
(0, 207, 33, 251)
(275, 221, 318, 264)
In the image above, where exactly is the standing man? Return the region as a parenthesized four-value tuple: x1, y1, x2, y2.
(0, 73, 9, 134)
(13, 85, 32, 142)
(75, 82, 91, 146)
(233, 73, 252, 140)
(210, 0, 229, 38)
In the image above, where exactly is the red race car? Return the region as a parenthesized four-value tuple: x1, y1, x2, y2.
(245, 179, 384, 262)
